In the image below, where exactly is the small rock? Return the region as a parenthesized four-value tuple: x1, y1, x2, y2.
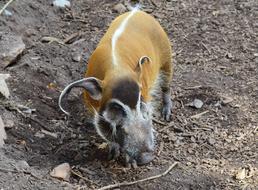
(235, 168, 246, 180)
(3, 10, 12, 16)
(50, 163, 71, 181)
(208, 137, 216, 145)
(113, 3, 127, 13)
(221, 96, 233, 105)
(226, 52, 233, 59)
(0, 116, 7, 147)
(16, 160, 30, 170)
(72, 53, 82, 62)
(193, 99, 203, 108)
(214, 101, 221, 108)
(187, 99, 204, 109)
(0, 74, 10, 99)
(97, 142, 108, 149)
(53, 0, 71, 8)
(4, 119, 14, 129)
(0, 32, 25, 68)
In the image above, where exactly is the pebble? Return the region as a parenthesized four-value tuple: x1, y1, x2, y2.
(4, 119, 14, 129)
(221, 96, 233, 105)
(3, 10, 12, 16)
(53, 0, 70, 8)
(0, 32, 25, 68)
(0, 116, 7, 147)
(50, 163, 71, 181)
(113, 3, 127, 13)
(72, 53, 82, 62)
(16, 160, 30, 170)
(226, 52, 233, 59)
(0, 74, 10, 99)
(208, 137, 216, 145)
(193, 99, 203, 108)
(235, 168, 246, 180)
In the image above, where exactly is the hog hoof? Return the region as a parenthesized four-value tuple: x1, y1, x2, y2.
(161, 101, 172, 121)
(108, 142, 120, 160)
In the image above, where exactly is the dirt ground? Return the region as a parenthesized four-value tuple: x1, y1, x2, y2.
(0, 0, 257, 189)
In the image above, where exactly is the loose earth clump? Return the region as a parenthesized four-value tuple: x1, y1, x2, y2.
(0, 0, 257, 189)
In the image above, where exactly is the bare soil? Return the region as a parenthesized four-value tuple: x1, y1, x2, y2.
(0, 0, 257, 189)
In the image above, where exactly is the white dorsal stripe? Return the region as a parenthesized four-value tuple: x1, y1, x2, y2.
(111, 6, 140, 65)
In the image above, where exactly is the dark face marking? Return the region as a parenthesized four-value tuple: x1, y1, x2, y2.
(111, 78, 140, 109)
(95, 78, 154, 165)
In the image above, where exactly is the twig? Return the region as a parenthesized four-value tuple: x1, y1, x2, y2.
(201, 42, 211, 54)
(0, 0, 15, 15)
(152, 118, 167, 126)
(0, 167, 43, 180)
(157, 141, 164, 156)
(41, 36, 66, 46)
(71, 170, 98, 186)
(78, 162, 178, 190)
(191, 121, 213, 131)
(190, 110, 209, 119)
(0, 99, 54, 132)
(180, 133, 196, 137)
(184, 85, 202, 90)
(63, 32, 81, 44)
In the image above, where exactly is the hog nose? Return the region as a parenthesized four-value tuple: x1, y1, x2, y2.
(136, 152, 154, 165)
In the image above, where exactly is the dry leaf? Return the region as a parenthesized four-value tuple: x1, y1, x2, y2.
(47, 82, 57, 89)
(50, 163, 71, 181)
(0, 116, 7, 147)
(98, 142, 108, 149)
(235, 168, 246, 180)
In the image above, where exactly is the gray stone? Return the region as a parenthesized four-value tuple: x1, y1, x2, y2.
(193, 99, 204, 109)
(53, 0, 70, 8)
(113, 3, 127, 13)
(0, 116, 7, 147)
(16, 160, 30, 170)
(0, 32, 25, 68)
(0, 74, 10, 99)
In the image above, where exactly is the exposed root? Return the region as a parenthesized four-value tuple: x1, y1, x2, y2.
(78, 162, 178, 190)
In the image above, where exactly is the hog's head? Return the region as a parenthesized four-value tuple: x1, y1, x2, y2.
(58, 57, 155, 166)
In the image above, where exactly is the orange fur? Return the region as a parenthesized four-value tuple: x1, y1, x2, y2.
(84, 11, 172, 112)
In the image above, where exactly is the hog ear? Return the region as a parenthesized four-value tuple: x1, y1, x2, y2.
(103, 100, 128, 125)
(135, 56, 151, 80)
(58, 77, 102, 115)
(135, 56, 151, 72)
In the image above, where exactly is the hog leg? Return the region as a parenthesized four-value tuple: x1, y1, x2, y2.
(160, 58, 173, 121)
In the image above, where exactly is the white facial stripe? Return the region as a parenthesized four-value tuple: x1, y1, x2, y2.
(136, 92, 142, 117)
(112, 7, 139, 65)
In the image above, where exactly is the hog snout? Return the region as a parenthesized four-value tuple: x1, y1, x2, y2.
(124, 149, 154, 167)
(136, 152, 154, 165)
